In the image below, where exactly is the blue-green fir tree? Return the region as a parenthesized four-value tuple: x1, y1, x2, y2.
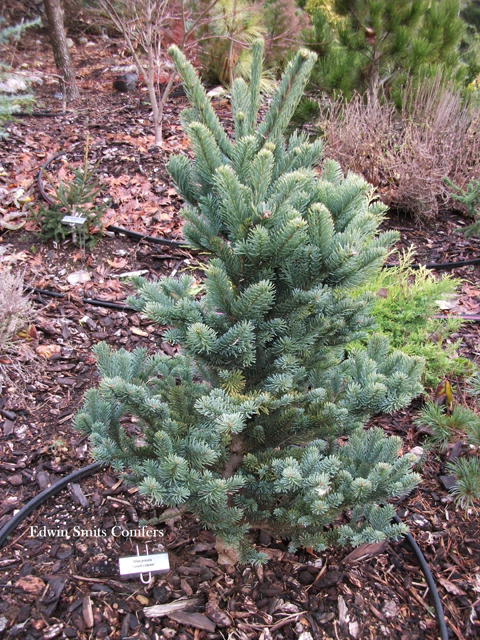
(75, 40, 423, 564)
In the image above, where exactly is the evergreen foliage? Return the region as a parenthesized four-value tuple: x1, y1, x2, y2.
(353, 250, 473, 388)
(76, 41, 423, 562)
(305, 0, 465, 103)
(196, 0, 306, 88)
(446, 457, 480, 511)
(460, 0, 480, 86)
(35, 135, 107, 246)
(416, 400, 480, 511)
(445, 175, 480, 237)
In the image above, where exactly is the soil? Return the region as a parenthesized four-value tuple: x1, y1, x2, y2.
(1, 15, 480, 640)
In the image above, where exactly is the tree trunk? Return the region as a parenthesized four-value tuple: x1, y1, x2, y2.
(222, 434, 244, 479)
(43, 0, 79, 101)
(366, 47, 381, 107)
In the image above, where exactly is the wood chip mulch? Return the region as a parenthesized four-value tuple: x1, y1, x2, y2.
(1, 18, 480, 640)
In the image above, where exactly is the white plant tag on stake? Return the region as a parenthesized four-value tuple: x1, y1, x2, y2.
(119, 545, 170, 581)
(61, 215, 87, 226)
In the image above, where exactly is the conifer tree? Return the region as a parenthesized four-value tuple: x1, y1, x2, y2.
(307, 0, 465, 103)
(459, 0, 480, 85)
(75, 40, 423, 564)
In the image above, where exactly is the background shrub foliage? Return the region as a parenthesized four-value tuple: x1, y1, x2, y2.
(318, 77, 480, 220)
(354, 250, 473, 389)
(68, 0, 480, 221)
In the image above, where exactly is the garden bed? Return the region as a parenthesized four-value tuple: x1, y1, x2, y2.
(0, 27, 479, 640)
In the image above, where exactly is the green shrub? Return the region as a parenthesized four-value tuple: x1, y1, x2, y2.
(292, 96, 320, 127)
(304, 0, 465, 104)
(416, 402, 480, 451)
(196, 0, 306, 87)
(445, 175, 480, 237)
(353, 250, 474, 388)
(416, 400, 480, 510)
(0, 17, 40, 136)
(446, 457, 480, 511)
(75, 41, 423, 564)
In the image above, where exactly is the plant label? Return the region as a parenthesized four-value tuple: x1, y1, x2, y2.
(119, 552, 170, 578)
(61, 215, 87, 226)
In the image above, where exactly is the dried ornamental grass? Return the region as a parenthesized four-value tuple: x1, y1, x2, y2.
(321, 77, 480, 221)
(0, 269, 37, 397)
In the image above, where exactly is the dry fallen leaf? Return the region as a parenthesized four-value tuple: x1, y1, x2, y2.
(107, 257, 129, 269)
(435, 296, 459, 311)
(437, 577, 467, 596)
(0, 250, 29, 264)
(71, 249, 85, 263)
(36, 344, 62, 359)
(215, 539, 239, 570)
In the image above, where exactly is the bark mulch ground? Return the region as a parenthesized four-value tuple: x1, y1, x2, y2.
(1, 21, 480, 640)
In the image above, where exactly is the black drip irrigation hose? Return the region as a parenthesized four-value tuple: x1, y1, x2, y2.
(25, 286, 64, 299)
(82, 297, 135, 311)
(0, 462, 102, 547)
(393, 514, 449, 640)
(0, 462, 449, 639)
(37, 152, 187, 249)
(24, 286, 136, 312)
(106, 225, 187, 249)
(15, 111, 71, 118)
(435, 314, 480, 321)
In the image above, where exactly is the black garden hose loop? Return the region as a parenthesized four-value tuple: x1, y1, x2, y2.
(37, 152, 188, 249)
(393, 514, 449, 640)
(13, 111, 71, 118)
(0, 463, 449, 639)
(38, 150, 67, 206)
(385, 256, 480, 270)
(0, 462, 102, 547)
(106, 225, 188, 249)
(24, 286, 136, 312)
(81, 297, 136, 311)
